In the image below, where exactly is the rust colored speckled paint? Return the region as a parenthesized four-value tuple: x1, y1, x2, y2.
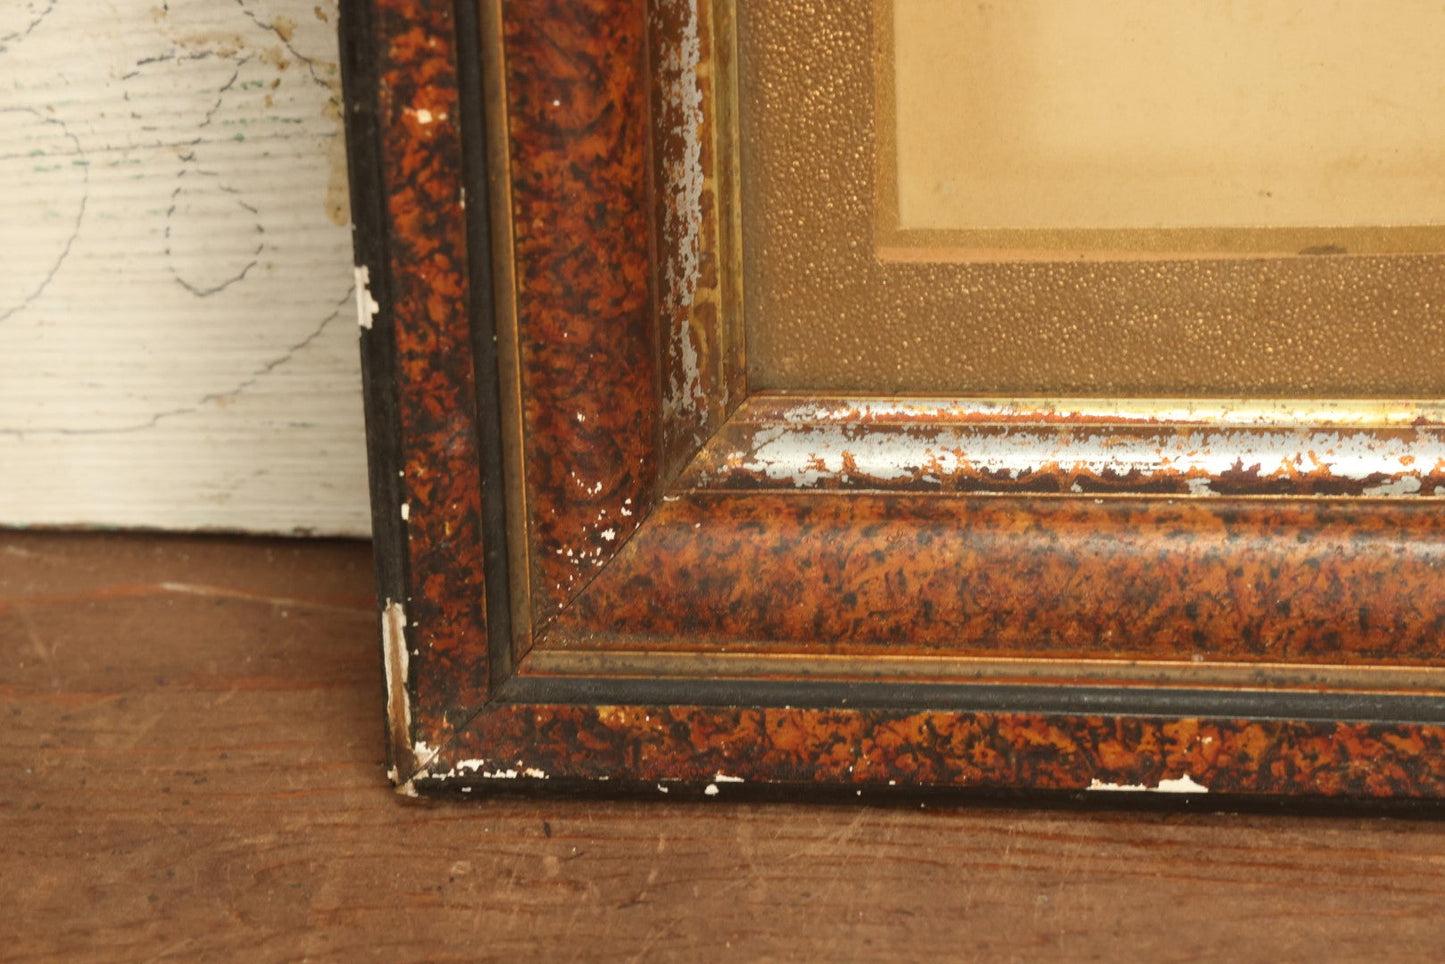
(553, 492, 1445, 664)
(376, 0, 490, 758)
(419, 704, 1445, 800)
(505, 0, 659, 623)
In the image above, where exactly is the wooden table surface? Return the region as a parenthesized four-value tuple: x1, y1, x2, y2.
(6, 531, 1445, 962)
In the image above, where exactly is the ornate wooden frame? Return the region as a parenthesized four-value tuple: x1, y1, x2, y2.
(340, 0, 1445, 801)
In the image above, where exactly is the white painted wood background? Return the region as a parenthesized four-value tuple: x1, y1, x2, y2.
(1, 0, 370, 536)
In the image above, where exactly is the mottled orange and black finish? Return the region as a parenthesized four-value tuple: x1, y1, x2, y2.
(374, 0, 490, 751)
(505, 0, 659, 624)
(555, 493, 1445, 665)
(432, 705, 1445, 800)
(348, 0, 1445, 801)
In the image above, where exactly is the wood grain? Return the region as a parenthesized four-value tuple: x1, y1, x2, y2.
(6, 532, 1445, 961)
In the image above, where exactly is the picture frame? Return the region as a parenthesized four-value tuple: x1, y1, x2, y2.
(340, 0, 1445, 801)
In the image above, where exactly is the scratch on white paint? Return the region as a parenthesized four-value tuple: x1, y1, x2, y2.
(1087, 774, 1209, 794)
(355, 264, 380, 329)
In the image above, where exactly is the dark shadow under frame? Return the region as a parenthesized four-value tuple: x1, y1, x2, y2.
(341, 0, 1445, 803)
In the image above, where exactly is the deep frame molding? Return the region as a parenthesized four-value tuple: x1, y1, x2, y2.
(340, 0, 1445, 802)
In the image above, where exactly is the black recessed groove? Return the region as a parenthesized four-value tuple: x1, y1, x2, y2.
(453, 0, 516, 691)
(500, 673, 1445, 726)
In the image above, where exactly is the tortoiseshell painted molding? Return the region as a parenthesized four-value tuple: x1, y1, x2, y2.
(341, 0, 1445, 803)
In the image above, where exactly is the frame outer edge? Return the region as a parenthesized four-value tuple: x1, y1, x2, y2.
(338, 0, 416, 784)
(345, 0, 498, 789)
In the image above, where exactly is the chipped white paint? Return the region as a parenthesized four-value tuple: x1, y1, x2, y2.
(770, 397, 1445, 429)
(400, 502, 410, 521)
(1087, 780, 1150, 792)
(1155, 774, 1209, 793)
(712, 772, 744, 783)
(709, 420, 1445, 495)
(0, 1, 367, 535)
(355, 264, 380, 329)
(436, 758, 549, 781)
(1363, 476, 1424, 497)
(413, 107, 434, 125)
(1087, 774, 1209, 794)
(657, 0, 709, 432)
(703, 784, 720, 797)
(658, 0, 704, 316)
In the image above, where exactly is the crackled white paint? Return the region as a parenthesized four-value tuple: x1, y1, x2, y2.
(1087, 774, 1209, 794)
(1, 0, 366, 535)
